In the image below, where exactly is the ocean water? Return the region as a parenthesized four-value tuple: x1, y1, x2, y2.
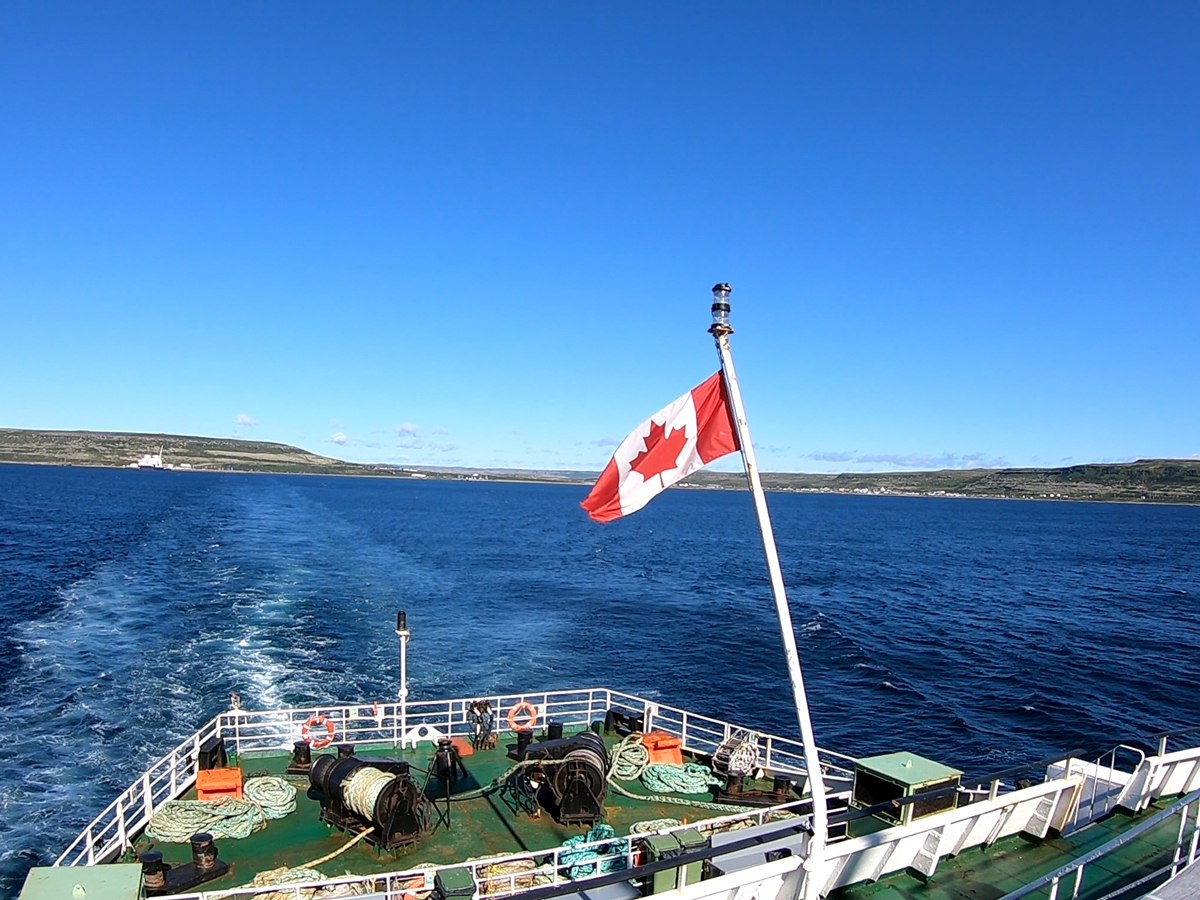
(1, 464, 1198, 892)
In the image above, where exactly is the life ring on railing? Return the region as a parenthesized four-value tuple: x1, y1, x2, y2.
(507, 701, 538, 732)
(302, 714, 336, 749)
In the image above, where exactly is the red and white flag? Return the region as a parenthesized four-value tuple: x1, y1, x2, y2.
(581, 372, 741, 523)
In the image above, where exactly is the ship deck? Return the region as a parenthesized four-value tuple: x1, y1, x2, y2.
(833, 800, 1182, 900)
(130, 730, 1187, 900)
(131, 728, 770, 889)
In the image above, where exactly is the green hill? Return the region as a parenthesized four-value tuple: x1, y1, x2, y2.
(2, 428, 1198, 503)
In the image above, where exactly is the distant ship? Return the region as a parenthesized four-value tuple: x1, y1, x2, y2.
(131, 446, 166, 469)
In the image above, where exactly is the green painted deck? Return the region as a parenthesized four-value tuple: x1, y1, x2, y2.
(133, 730, 736, 889)
(130, 731, 1185, 900)
(831, 802, 1181, 900)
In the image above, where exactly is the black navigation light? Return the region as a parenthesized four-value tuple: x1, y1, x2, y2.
(711, 283, 732, 331)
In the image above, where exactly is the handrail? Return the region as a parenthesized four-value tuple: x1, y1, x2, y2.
(1154, 725, 1200, 757)
(995, 788, 1200, 900)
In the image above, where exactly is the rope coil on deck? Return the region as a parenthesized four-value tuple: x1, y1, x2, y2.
(243, 776, 298, 818)
(145, 776, 297, 842)
(641, 763, 721, 795)
(145, 798, 267, 842)
(247, 866, 371, 899)
(559, 824, 629, 880)
(607, 733, 755, 813)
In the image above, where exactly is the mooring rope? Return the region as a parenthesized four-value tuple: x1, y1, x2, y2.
(607, 733, 754, 813)
(145, 776, 297, 842)
(559, 824, 629, 879)
(243, 776, 298, 818)
(342, 767, 394, 820)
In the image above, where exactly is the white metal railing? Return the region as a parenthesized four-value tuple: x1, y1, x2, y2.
(154, 795, 825, 900)
(55, 716, 223, 866)
(995, 788, 1200, 900)
(54, 686, 857, 875)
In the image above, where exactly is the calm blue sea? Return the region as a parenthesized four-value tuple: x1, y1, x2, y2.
(1, 464, 1199, 892)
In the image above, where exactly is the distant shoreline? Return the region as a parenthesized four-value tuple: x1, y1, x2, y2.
(2, 429, 1199, 506)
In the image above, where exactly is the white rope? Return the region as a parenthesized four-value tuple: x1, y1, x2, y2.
(342, 767, 395, 820)
(243, 776, 297, 819)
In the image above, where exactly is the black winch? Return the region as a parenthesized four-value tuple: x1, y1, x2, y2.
(513, 730, 609, 826)
(309, 753, 427, 850)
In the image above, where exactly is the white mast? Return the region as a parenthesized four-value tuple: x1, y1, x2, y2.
(709, 283, 828, 900)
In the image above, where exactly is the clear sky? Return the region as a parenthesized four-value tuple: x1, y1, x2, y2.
(1, 3, 1197, 473)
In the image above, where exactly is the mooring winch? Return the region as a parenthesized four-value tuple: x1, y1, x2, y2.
(514, 729, 609, 826)
(308, 753, 427, 850)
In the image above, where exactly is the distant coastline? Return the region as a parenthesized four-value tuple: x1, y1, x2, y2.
(2, 427, 1198, 505)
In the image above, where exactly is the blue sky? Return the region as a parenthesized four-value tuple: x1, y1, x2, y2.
(1, 3, 1197, 473)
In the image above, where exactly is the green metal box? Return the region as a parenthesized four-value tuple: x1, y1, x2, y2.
(19, 866, 144, 900)
(642, 828, 706, 893)
(851, 751, 962, 827)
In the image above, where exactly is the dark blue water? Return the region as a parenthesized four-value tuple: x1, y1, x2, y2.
(2, 464, 1199, 892)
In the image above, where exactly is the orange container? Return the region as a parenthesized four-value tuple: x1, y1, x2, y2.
(641, 732, 683, 766)
(196, 766, 244, 801)
(450, 736, 474, 757)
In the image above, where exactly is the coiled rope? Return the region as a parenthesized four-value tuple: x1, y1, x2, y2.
(342, 767, 394, 820)
(145, 776, 297, 842)
(146, 798, 266, 841)
(641, 763, 720, 795)
(629, 817, 682, 834)
(559, 824, 629, 879)
(243, 776, 298, 819)
(607, 734, 754, 813)
(475, 858, 552, 894)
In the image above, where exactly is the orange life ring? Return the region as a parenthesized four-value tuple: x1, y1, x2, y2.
(302, 714, 336, 749)
(506, 701, 538, 732)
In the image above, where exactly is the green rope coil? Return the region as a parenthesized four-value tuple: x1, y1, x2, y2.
(559, 824, 629, 879)
(641, 763, 721, 795)
(607, 733, 753, 813)
(146, 776, 297, 842)
(145, 798, 267, 842)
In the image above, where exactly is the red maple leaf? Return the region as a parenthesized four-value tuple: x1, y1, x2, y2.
(630, 419, 689, 486)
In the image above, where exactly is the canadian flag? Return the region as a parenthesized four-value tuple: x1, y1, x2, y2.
(581, 372, 741, 523)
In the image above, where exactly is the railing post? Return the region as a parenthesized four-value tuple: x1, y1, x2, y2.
(142, 771, 153, 822)
(115, 796, 127, 852)
(1159, 735, 1169, 757)
(86, 827, 95, 865)
(1047, 875, 1059, 900)
(1071, 865, 1084, 899)
(1189, 800, 1200, 865)
(1173, 804, 1191, 876)
(989, 779, 1001, 802)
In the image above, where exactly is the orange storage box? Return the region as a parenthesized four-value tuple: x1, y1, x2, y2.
(640, 732, 683, 766)
(196, 766, 244, 802)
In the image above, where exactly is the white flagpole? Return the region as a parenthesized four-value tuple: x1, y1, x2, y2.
(708, 284, 828, 900)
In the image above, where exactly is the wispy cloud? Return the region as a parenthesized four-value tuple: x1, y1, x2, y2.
(234, 413, 257, 427)
(330, 419, 342, 429)
(1061, 456, 1074, 464)
(592, 437, 620, 447)
(330, 432, 349, 445)
(396, 439, 424, 450)
(396, 423, 421, 437)
(853, 452, 1005, 470)
(806, 450, 854, 462)
(435, 443, 459, 452)
(432, 426, 450, 435)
